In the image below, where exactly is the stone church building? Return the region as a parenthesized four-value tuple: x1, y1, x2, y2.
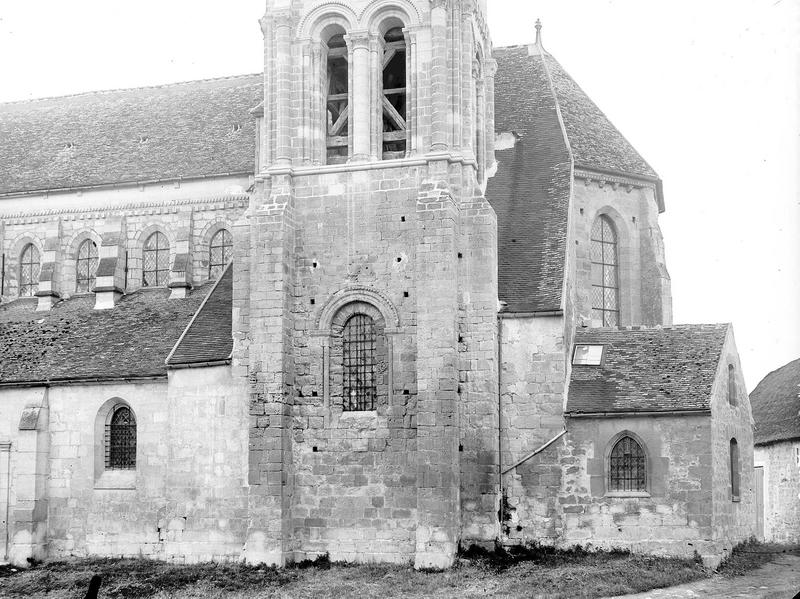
(0, 0, 755, 568)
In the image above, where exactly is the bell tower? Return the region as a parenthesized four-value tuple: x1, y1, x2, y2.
(234, 0, 499, 568)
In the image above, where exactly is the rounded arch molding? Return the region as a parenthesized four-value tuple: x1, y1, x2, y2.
(360, 0, 422, 33)
(297, 1, 358, 39)
(316, 286, 400, 333)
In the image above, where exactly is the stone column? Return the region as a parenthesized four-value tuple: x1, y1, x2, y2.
(273, 11, 293, 168)
(346, 31, 372, 162)
(429, 0, 449, 152)
(414, 166, 461, 569)
(484, 59, 497, 172)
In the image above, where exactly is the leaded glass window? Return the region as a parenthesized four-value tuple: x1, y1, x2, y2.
(19, 243, 40, 297)
(609, 436, 646, 492)
(343, 314, 377, 411)
(142, 232, 170, 287)
(209, 229, 232, 280)
(105, 406, 136, 469)
(76, 239, 99, 293)
(591, 215, 619, 326)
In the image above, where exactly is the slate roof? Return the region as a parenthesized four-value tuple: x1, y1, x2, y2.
(0, 74, 262, 195)
(0, 284, 214, 385)
(750, 358, 800, 445)
(167, 264, 233, 367)
(567, 324, 730, 415)
(489, 45, 572, 313)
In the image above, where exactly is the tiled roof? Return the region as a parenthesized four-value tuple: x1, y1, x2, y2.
(750, 358, 800, 445)
(489, 45, 572, 313)
(542, 53, 658, 180)
(0, 285, 213, 385)
(567, 324, 729, 415)
(0, 74, 262, 195)
(167, 264, 233, 366)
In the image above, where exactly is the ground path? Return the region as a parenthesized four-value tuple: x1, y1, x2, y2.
(608, 553, 800, 599)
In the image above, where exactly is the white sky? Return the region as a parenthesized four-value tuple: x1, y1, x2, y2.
(0, 0, 798, 389)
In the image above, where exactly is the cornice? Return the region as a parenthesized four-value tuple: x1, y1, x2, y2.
(0, 195, 249, 223)
(574, 167, 657, 192)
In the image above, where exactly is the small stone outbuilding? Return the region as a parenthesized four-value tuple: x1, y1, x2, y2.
(751, 358, 800, 543)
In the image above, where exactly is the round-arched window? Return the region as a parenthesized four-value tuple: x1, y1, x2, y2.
(19, 243, 40, 297)
(342, 313, 377, 411)
(142, 232, 170, 287)
(76, 239, 99, 293)
(209, 229, 233, 280)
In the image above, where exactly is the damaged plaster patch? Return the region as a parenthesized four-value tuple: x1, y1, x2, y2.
(495, 131, 519, 151)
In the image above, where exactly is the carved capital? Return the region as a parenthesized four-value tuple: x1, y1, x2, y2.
(431, 0, 449, 11)
(344, 30, 372, 50)
(272, 10, 294, 30)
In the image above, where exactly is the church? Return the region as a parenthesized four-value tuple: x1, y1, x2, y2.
(0, 0, 755, 569)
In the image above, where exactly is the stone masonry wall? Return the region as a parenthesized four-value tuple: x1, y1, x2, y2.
(710, 329, 756, 559)
(38, 368, 250, 563)
(499, 316, 567, 543)
(754, 441, 800, 543)
(572, 177, 671, 328)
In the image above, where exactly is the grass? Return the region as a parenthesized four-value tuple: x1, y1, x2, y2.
(0, 545, 718, 599)
(717, 538, 800, 578)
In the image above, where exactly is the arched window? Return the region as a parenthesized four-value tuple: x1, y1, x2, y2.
(209, 229, 233, 280)
(381, 27, 407, 159)
(326, 32, 349, 164)
(608, 435, 646, 492)
(730, 438, 740, 500)
(342, 313, 377, 411)
(728, 364, 737, 406)
(19, 243, 40, 297)
(76, 239, 99, 293)
(591, 215, 619, 327)
(142, 232, 170, 287)
(106, 405, 136, 469)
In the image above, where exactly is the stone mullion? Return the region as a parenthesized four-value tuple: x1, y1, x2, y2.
(370, 34, 383, 161)
(301, 40, 312, 165)
(316, 41, 327, 165)
(460, 9, 474, 159)
(346, 31, 372, 162)
(405, 27, 421, 156)
(474, 68, 485, 182)
(414, 176, 460, 569)
(245, 175, 296, 566)
(259, 15, 273, 169)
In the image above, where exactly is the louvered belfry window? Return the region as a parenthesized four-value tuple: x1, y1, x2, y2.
(106, 406, 136, 469)
(19, 243, 40, 297)
(343, 314, 377, 411)
(609, 436, 646, 492)
(76, 239, 99, 293)
(142, 232, 170, 287)
(381, 27, 407, 159)
(326, 33, 349, 164)
(591, 215, 619, 326)
(209, 229, 232, 280)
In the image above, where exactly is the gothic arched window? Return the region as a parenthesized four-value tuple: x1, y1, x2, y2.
(591, 215, 619, 327)
(730, 438, 740, 500)
(19, 243, 40, 297)
(381, 27, 407, 159)
(728, 364, 737, 406)
(106, 405, 136, 469)
(76, 239, 99, 293)
(142, 232, 170, 287)
(343, 313, 377, 411)
(608, 435, 646, 492)
(209, 229, 233, 280)
(326, 32, 349, 164)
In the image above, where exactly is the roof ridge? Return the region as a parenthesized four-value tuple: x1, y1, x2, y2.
(0, 72, 263, 106)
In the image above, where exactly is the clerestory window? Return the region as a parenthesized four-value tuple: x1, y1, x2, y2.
(608, 435, 646, 492)
(591, 215, 619, 327)
(142, 232, 170, 287)
(381, 27, 407, 159)
(342, 313, 377, 411)
(19, 243, 40, 297)
(326, 33, 349, 164)
(209, 229, 233, 280)
(76, 239, 99, 293)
